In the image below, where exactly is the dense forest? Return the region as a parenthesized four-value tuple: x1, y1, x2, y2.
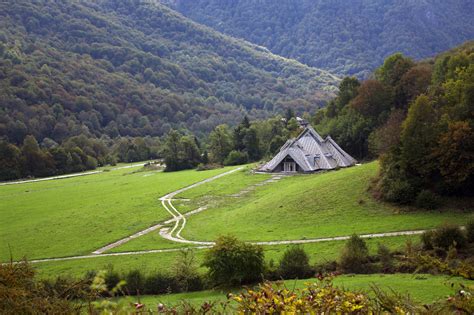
(165, 0, 474, 78)
(313, 41, 473, 204)
(0, 0, 339, 180)
(163, 37, 474, 205)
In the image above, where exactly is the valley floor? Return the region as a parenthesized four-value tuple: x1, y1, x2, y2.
(1, 161, 473, 302)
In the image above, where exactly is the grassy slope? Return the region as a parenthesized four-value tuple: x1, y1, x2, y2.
(119, 274, 473, 308)
(180, 162, 472, 242)
(0, 165, 238, 261)
(109, 166, 271, 252)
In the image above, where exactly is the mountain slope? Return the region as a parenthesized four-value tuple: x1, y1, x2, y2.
(164, 0, 474, 78)
(0, 0, 338, 145)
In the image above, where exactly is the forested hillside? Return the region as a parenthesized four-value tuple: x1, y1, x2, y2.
(0, 0, 338, 179)
(165, 0, 474, 78)
(313, 41, 473, 204)
(0, 0, 338, 143)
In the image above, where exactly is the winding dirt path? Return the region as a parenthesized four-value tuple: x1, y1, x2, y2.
(153, 172, 427, 247)
(91, 167, 244, 254)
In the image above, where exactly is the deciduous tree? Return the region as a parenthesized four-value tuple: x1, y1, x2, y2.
(208, 125, 232, 164)
(435, 121, 474, 189)
(203, 235, 264, 287)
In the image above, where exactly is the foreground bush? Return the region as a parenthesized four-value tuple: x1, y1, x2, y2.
(467, 220, 474, 243)
(149, 275, 474, 314)
(233, 277, 370, 313)
(0, 262, 78, 314)
(3, 260, 473, 314)
(203, 235, 264, 287)
(230, 275, 473, 314)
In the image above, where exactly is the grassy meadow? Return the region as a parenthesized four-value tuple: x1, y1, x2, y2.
(178, 162, 472, 242)
(0, 164, 239, 261)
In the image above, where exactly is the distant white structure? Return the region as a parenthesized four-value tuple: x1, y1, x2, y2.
(258, 123, 356, 173)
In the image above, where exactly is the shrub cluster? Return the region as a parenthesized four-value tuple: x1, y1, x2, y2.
(421, 224, 468, 250)
(415, 190, 441, 209)
(234, 277, 371, 313)
(4, 260, 473, 314)
(104, 249, 204, 296)
(203, 235, 264, 287)
(0, 261, 89, 314)
(223, 150, 249, 166)
(146, 276, 474, 314)
(339, 234, 371, 273)
(202, 226, 473, 286)
(271, 237, 396, 279)
(277, 246, 313, 279)
(106, 269, 204, 296)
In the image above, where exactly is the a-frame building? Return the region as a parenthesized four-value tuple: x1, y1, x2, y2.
(259, 125, 356, 173)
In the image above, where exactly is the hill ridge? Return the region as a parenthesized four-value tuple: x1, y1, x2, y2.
(164, 0, 474, 78)
(0, 0, 339, 146)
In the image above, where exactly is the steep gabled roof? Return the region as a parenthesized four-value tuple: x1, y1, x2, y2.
(324, 136, 357, 167)
(259, 124, 356, 172)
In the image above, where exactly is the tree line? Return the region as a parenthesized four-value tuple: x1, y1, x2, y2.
(0, 112, 303, 180)
(0, 135, 160, 180)
(313, 41, 474, 205)
(162, 112, 303, 171)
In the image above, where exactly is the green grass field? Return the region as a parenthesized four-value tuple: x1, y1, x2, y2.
(0, 164, 238, 261)
(116, 274, 473, 308)
(33, 251, 191, 280)
(3, 160, 472, 287)
(178, 162, 472, 242)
